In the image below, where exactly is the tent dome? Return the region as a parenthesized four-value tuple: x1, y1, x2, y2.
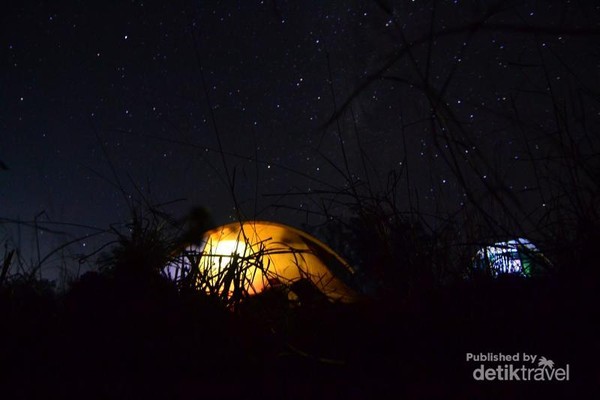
(473, 238, 550, 277)
(165, 221, 358, 303)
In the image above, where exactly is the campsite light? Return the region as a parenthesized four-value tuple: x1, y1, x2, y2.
(473, 238, 549, 277)
(202, 239, 248, 271)
(164, 221, 359, 303)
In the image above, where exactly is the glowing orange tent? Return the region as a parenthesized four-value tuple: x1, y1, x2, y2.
(165, 221, 358, 303)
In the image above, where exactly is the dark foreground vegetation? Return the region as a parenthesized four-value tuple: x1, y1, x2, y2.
(1, 219, 598, 400)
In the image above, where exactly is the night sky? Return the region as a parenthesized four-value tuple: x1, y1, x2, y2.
(1, 1, 599, 276)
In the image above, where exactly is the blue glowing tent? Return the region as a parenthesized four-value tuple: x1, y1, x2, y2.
(473, 238, 550, 277)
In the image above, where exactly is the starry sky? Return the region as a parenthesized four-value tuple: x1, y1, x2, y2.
(1, 0, 599, 275)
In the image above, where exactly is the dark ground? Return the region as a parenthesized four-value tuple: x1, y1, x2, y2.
(1, 251, 598, 400)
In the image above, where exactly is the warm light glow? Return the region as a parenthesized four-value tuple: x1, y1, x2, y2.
(165, 221, 358, 302)
(198, 237, 267, 294)
(207, 239, 247, 258)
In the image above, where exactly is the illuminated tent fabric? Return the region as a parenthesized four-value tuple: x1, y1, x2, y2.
(165, 221, 358, 303)
(473, 238, 550, 277)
